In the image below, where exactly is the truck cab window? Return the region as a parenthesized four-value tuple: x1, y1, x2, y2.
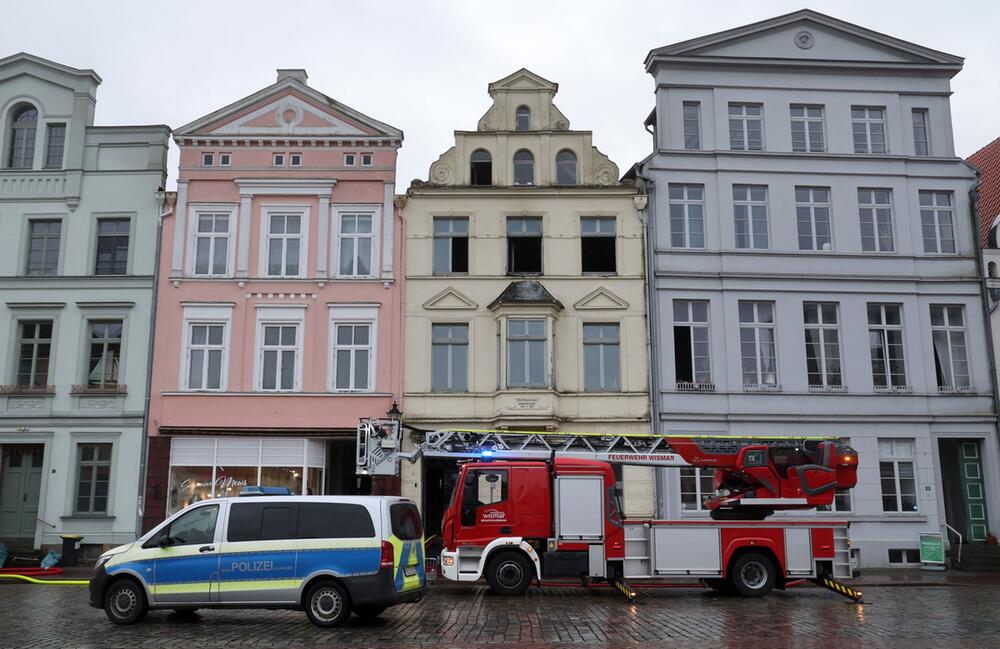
(461, 470, 508, 525)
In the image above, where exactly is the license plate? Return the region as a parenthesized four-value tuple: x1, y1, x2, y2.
(403, 566, 417, 577)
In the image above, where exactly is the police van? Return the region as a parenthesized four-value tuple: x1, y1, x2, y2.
(88, 494, 425, 627)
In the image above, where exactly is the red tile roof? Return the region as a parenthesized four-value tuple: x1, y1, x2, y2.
(968, 136, 1000, 247)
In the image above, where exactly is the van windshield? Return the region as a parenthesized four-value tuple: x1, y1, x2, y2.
(390, 503, 423, 540)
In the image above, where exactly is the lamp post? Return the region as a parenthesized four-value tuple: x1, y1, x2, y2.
(387, 400, 402, 421)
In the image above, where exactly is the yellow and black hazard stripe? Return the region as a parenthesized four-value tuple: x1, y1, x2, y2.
(811, 576, 864, 603)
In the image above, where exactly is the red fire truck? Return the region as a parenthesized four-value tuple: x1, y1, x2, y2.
(356, 420, 863, 602)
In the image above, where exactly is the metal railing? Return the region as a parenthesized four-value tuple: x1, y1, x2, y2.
(943, 523, 963, 568)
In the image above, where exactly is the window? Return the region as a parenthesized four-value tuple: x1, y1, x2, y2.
(332, 323, 371, 391)
(931, 305, 970, 389)
(682, 101, 701, 150)
(583, 324, 620, 391)
(470, 149, 492, 186)
(555, 149, 577, 185)
(75, 443, 112, 514)
(25, 219, 61, 275)
(733, 185, 769, 249)
(193, 213, 230, 276)
(513, 149, 534, 186)
(433, 217, 469, 274)
(858, 189, 895, 252)
(868, 304, 907, 389)
(795, 187, 832, 251)
(507, 319, 546, 388)
(515, 106, 530, 131)
(738, 301, 777, 387)
(44, 124, 65, 168)
(344, 153, 356, 166)
(337, 212, 374, 276)
(299, 503, 375, 538)
(817, 487, 853, 513)
(290, 153, 302, 166)
(16, 321, 52, 387)
(185, 323, 226, 390)
(462, 469, 508, 527)
(728, 103, 763, 151)
(259, 323, 299, 391)
(154, 505, 219, 546)
(803, 303, 842, 388)
(390, 503, 424, 540)
(920, 191, 955, 254)
(432, 323, 468, 392)
(790, 105, 825, 152)
(88, 320, 122, 387)
(581, 217, 615, 273)
(7, 105, 37, 168)
(888, 549, 921, 564)
(228, 503, 295, 542)
(507, 216, 542, 274)
(361, 152, 373, 166)
(219, 153, 231, 166)
(273, 153, 285, 166)
(852, 107, 887, 154)
(202, 152, 214, 166)
(680, 467, 714, 510)
(95, 218, 130, 275)
(265, 213, 302, 277)
(668, 184, 705, 248)
(673, 300, 711, 386)
(879, 439, 917, 512)
(912, 109, 930, 156)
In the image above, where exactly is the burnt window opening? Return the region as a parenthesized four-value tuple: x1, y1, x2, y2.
(507, 217, 542, 275)
(581, 217, 615, 273)
(470, 149, 492, 186)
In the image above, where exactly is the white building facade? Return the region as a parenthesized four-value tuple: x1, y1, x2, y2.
(0, 54, 169, 554)
(638, 11, 998, 567)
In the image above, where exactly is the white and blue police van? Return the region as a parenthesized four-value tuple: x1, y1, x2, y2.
(88, 492, 425, 627)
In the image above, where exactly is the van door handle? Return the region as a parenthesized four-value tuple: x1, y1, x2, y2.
(199, 546, 215, 553)
(500, 526, 511, 535)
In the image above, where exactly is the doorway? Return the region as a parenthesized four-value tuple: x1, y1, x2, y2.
(422, 457, 460, 538)
(938, 439, 991, 542)
(326, 439, 371, 495)
(0, 445, 44, 543)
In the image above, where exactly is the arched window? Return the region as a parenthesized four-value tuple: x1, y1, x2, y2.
(513, 149, 534, 186)
(555, 149, 577, 185)
(470, 149, 492, 186)
(7, 104, 38, 169)
(515, 106, 530, 131)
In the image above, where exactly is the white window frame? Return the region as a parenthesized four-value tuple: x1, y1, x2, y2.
(919, 191, 956, 254)
(179, 304, 233, 392)
(680, 467, 715, 512)
(328, 304, 379, 393)
(582, 323, 621, 392)
(673, 299, 712, 387)
(878, 438, 918, 513)
(858, 189, 895, 253)
(431, 322, 470, 393)
(219, 152, 231, 166)
(868, 303, 908, 390)
(795, 186, 833, 251)
(186, 204, 237, 278)
(201, 152, 214, 166)
(738, 301, 779, 389)
(790, 104, 826, 153)
(332, 205, 381, 279)
(273, 153, 285, 166)
(732, 184, 769, 250)
(254, 306, 306, 393)
(728, 102, 764, 151)
(289, 152, 302, 167)
(912, 109, 930, 156)
(668, 184, 705, 249)
(361, 152, 374, 167)
(505, 317, 548, 389)
(930, 304, 971, 390)
(803, 302, 843, 389)
(258, 204, 310, 279)
(852, 106, 888, 154)
(344, 153, 356, 166)
(682, 101, 701, 150)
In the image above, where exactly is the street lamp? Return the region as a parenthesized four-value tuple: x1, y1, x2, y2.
(387, 400, 402, 421)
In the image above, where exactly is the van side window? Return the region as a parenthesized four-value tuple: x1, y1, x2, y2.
(298, 502, 375, 539)
(150, 504, 219, 546)
(390, 503, 423, 540)
(227, 503, 296, 542)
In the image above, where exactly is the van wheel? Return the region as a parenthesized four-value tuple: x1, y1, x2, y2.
(729, 552, 776, 597)
(354, 605, 386, 619)
(486, 551, 532, 596)
(104, 579, 148, 625)
(304, 580, 352, 627)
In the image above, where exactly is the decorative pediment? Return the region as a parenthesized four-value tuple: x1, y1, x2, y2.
(488, 281, 564, 311)
(477, 68, 570, 132)
(423, 287, 478, 311)
(488, 68, 558, 93)
(574, 287, 629, 311)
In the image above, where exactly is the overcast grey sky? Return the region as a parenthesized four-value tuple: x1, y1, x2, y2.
(2, 0, 997, 189)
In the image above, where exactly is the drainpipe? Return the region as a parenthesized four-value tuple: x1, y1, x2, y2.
(969, 173, 1000, 437)
(135, 189, 171, 536)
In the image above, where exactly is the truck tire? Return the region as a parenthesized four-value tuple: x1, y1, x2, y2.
(486, 550, 533, 595)
(304, 580, 352, 627)
(104, 579, 148, 625)
(729, 552, 776, 597)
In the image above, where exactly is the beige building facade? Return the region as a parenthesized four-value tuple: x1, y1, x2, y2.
(401, 70, 652, 531)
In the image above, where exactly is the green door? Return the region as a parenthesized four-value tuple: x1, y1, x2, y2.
(959, 441, 989, 542)
(0, 447, 44, 539)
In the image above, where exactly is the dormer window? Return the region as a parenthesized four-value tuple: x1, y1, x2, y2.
(515, 106, 530, 131)
(7, 104, 38, 169)
(555, 149, 577, 185)
(513, 149, 534, 186)
(470, 149, 492, 186)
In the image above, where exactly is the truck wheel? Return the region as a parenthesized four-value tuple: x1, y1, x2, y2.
(304, 580, 352, 627)
(486, 551, 533, 595)
(104, 579, 148, 625)
(729, 552, 776, 597)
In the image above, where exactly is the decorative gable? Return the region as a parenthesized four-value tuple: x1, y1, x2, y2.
(202, 93, 373, 137)
(574, 287, 629, 311)
(423, 287, 478, 311)
(477, 68, 570, 132)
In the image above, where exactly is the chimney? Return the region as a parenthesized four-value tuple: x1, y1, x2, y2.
(276, 69, 308, 85)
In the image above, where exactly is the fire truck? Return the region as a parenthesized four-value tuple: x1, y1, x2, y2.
(356, 419, 864, 602)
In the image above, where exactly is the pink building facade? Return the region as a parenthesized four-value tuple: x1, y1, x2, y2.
(143, 70, 402, 528)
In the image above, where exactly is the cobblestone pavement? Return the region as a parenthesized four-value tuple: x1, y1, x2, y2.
(2, 581, 998, 649)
